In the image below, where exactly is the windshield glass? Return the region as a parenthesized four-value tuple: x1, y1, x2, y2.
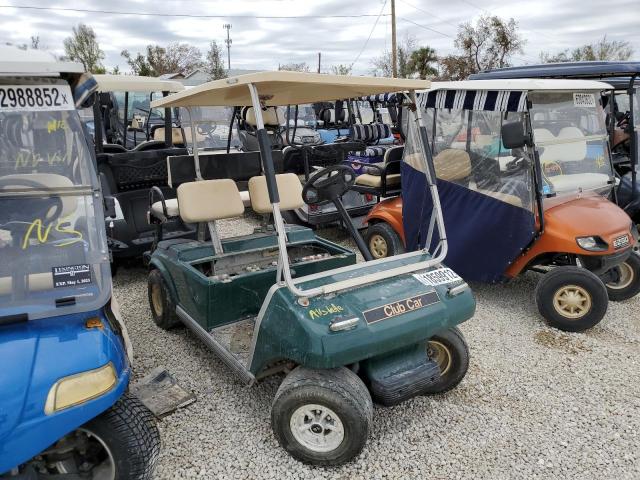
(279, 104, 318, 128)
(422, 104, 534, 212)
(529, 91, 612, 201)
(0, 81, 111, 320)
(179, 106, 240, 152)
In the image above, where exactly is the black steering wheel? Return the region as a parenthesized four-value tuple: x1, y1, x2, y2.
(0, 177, 64, 224)
(302, 164, 356, 206)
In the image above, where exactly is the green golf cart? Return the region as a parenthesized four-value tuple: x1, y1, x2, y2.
(145, 71, 475, 465)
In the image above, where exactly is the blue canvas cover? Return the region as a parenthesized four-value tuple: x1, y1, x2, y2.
(402, 89, 537, 283)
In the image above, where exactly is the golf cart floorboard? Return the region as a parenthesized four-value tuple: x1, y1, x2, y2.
(210, 317, 256, 367)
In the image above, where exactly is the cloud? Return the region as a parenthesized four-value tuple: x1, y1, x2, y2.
(0, 0, 637, 73)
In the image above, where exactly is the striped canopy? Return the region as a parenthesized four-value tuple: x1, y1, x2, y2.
(419, 89, 528, 112)
(360, 93, 399, 103)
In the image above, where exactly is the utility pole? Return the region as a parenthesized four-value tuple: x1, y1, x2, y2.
(223, 23, 232, 70)
(391, 0, 397, 78)
(317, 52, 321, 73)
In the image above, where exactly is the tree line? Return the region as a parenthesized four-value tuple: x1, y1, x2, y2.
(13, 17, 635, 81)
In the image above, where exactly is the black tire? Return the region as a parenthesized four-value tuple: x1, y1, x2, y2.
(365, 222, 405, 259)
(148, 269, 181, 330)
(422, 327, 470, 395)
(535, 266, 608, 332)
(604, 252, 640, 301)
(271, 367, 373, 466)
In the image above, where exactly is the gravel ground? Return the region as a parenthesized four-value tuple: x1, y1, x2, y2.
(114, 218, 640, 479)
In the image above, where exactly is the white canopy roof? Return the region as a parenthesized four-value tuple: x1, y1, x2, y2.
(428, 79, 613, 92)
(150, 71, 428, 108)
(93, 74, 185, 93)
(0, 45, 83, 76)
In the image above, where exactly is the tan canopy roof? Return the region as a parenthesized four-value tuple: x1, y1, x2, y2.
(150, 71, 428, 108)
(93, 74, 185, 93)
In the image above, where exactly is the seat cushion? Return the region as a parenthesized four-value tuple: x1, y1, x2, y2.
(355, 173, 401, 188)
(352, 146, 388, 158)
(177, 179, 244, 223)
(249, 173, 304, 214)
(150, 198, 180, 219)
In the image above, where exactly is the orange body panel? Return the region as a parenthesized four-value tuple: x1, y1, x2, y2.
(365, 196, 405, 244)
(506, 193, 633, 277)
(366, 193, 634, 279)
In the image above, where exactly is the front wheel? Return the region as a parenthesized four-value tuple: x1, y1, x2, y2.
(535, 266, 608, 332)
(604, 252, 640, 301)
(365, 222, 404, 259)
(422, 327, 470, 394)
(271, 367, 373, 466)
(25, 393, 160, 479)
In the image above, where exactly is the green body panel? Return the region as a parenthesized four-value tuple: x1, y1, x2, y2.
(151, 226, 475, 378)
(152, 226, 356, 329)
(248, 253, 475, 374)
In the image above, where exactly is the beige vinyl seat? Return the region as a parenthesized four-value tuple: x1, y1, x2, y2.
(535, 127, 609, 194)
(176, 179, 245, 254)
(432, 148, 522, 208)
(353, 146, 403, 189)
(248, 173, 304, 214)
(153, 127, 185, 145)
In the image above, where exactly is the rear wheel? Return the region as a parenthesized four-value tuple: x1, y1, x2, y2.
(422, 327, 470, 394)
(271, 367, 372, 466)
(148, 269, 181, 330)
(604, 252, 640, 301)
(535, 266, 608, 332)
(365, 222, 404, 259)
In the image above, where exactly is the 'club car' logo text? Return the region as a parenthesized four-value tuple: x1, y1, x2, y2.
(309, 303, 344, 320)
(384, 296, 424, 317)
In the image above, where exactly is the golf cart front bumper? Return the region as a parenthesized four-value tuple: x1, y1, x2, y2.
(0, 309, 130, 474)
(579, 248, 632, 275)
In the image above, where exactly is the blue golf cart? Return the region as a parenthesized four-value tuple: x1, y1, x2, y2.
(0, 47, 159, 478)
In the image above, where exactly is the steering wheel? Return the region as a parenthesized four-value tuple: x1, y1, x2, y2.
(302, 164, 356, 206)
(0, 177, 64, 224)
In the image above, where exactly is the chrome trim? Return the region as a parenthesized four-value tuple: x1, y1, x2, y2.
(447, 282, 469, 297)
(329, 317, 359, 332)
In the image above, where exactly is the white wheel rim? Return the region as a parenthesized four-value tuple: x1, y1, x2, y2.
(289, 403, 345, 453)
(369, 234, 388, 258)
(606, 262, 634, 290)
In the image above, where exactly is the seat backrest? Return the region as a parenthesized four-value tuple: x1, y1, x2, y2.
(383, 145, 404, 165)
(1, 173, 77, 218)
(177, 179, 244, 223)
(350, 123, 393, 144)
(248, 173, 303, 214)
(243, 106, 283, 127)
(153, 127, 185, 145)
(433, 149, 472, 182)
(535, 127, 587, 164)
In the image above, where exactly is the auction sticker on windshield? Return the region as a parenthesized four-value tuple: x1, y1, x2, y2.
(52, 264, 92, 288)
(573, 93, 596, 108)
(0, 85, 74, 112)
(413, 268, 462, 286)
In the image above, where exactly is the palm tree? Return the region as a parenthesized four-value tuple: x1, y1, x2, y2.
(407, 47, 439, 79)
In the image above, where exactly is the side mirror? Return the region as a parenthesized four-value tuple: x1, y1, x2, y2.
(501, 122, 529, 149)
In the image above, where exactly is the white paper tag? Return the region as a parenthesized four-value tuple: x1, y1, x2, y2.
(413, 268, 462, 286)
(573, 93, 596, 108)
(0, 85, 74, 112)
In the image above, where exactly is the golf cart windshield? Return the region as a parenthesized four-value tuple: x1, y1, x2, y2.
(529, 91, 613, 201)
(280, 104, 318, 128)
(180, 106, 240, 152)
(0, 81, 111, 320)
(114, 90, 168, 126)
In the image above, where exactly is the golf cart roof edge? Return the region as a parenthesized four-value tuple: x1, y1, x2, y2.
(150, 71, 429, 109)
(93, 74, 185, 93)
(471, 61, 640, 79)
(426, 79, 613, 92)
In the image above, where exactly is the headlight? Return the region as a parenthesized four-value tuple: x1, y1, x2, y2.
(45, 363, 117, 414)
(576, 236, 608, 251)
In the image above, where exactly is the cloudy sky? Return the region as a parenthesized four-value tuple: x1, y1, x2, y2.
(0, 0, 638, 74)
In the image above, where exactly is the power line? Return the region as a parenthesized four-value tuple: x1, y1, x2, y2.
(0, 4, 393, 19)
(350, 0, 388, 70)
(398, 17, 454, 39)
(398, 0, 460, 29)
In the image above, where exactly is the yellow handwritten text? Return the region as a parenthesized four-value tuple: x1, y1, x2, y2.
(21, 216, 83, 250)
(309, 303, 344, 320)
